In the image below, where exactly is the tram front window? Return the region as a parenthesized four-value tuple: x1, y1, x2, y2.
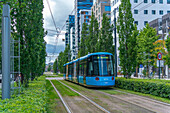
(88, 55, 114, 76)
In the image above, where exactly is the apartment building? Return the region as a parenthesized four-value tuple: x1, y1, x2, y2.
(65, 15, 75, 47)
(111, 0, 170, 71)
(79, 9, 91, 37)
(74, 0, 93, 56)
(91, 0, 111, 28)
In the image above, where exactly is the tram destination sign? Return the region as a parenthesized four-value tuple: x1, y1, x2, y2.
(157, 52, 162, 60)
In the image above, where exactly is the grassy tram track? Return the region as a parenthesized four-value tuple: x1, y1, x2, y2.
(51, 80, 106, 113)
(46, 80, 67, 113)
(61, 80, 153, 113)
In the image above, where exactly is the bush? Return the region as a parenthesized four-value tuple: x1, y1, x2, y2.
(0, 76, 46, 112)
(115, 77, 170, 99)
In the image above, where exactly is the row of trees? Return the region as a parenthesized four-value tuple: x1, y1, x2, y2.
(0, 0, 46, 87)
(56, 0, 169, 77)
(56, 12, 114, 73)
(79, 12, 114, 57)
(117, 0, 170, 78)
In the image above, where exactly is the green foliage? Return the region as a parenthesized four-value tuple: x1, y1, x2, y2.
(115, 77, 170, 99)
(79, 23, 88, 57)
(48, 65, 52, 72)
(58, 45, 71, 73)
(0, 76, 46, 112)
(97, 13, 113, 53)
(0, 0, 46, 87)
(165, 33, 170, 66)
(53, 59, 58, 73)
(86, 12, 99, 53)
(117, 0, 137, 78)
(137, 24, 159, 75)
(51, 80, 79, 96)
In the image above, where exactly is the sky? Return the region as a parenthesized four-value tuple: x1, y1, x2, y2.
(43, 0, 74, 63)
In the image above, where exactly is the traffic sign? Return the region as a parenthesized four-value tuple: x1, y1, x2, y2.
(157, 52, 162, 60)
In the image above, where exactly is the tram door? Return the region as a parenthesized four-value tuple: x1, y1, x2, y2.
(73, 63, 76, 82)
(66, 65, 68, 79)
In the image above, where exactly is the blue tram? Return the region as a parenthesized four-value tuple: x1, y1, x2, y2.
(63, 52, 115, 87)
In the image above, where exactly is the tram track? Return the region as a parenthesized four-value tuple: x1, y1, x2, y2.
(58, 81, 110, 113)
(61, 80, 155, 113)
(94, 89, 170, 113)
(50, 80, 110, 113)
(49, 80, 72, 113)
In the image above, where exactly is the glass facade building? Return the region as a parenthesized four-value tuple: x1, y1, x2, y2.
(75, 0, 93, 56)
(65, 15, 75, 47)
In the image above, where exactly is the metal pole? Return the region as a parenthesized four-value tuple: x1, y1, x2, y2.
(114, 8, 117, 77)
(2, 4, 11, 99)
(159, 60, 160, 79)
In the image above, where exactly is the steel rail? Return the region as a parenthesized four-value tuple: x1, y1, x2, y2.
(95, 90, 155, 113)
(59, 81, 110, 113)
(114, 89, 170, 106)
(49, 80, 72, 113)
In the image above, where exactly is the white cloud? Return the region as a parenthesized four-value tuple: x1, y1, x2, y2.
(43, 0, 74, 63)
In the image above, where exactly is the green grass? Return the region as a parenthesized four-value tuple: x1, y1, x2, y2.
(46, 74, 63, 78)
(46, 80, 63, 113)
(51, 80, 79, 97)
(100, 89, 125, 95)
(0, 76, 46, 112)
(114, 87, 170, 104)
(57, 74, 64, 77)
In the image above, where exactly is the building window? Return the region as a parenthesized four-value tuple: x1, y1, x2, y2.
(144, 10, 148, 14)
(113, 1, 114, 6)
(159, 10, 163, 15)
(168, 0, 170, 4)
(152, 10, 156, 14)
(85, 12, 88, 15)
(144, 21, 148, 26)
(167, 11, 170, 13)
(159, 0, 163, 4)
(151, 0, 155, 3)
(134, 0, 138, 3)
(134, 21, 138, 25)
(105, 6, 111, 11)
(144, 0, 148, 3)
(134, 9, 138, 14)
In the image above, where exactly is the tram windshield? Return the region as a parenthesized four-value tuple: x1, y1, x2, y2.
(88, 55, 114, 76)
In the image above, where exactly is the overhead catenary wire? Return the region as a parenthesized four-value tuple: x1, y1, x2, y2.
(46, 0, 60, 32)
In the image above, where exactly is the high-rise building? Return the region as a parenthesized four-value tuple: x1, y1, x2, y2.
(111, 0, 170, 71)
(65, 15, 75, 47)
(91, 0, 111, 28)
(75, 0, 93, 56)
(79, 9, 91, 37)
(70, 27, 76, 60)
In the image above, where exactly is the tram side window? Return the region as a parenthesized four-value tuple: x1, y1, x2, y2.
(69, 65, 72, 75)
(88, 62, 93, 76)
(93, 60, 99, 76)
(76, 62, 79, 76)
(71, 64, 74, 75)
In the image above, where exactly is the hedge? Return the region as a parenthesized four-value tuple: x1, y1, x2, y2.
(115, 77, 170, 99)
(0, 76, 46, 112)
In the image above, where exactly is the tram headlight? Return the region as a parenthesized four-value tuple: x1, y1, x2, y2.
(95, 77, 99, 81)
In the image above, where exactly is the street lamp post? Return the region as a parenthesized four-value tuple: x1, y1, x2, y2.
(114, 8, 117, 77)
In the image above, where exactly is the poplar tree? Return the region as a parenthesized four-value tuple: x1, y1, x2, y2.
(53, 59, 58, 74)
(80, 23, 88, 57)
(166, 33, 170, 66)
(1, 0, 46, 86)
(98, 13, 113, 52)
(87, 12, 99, 53)
(137, 24, 159, 76)
(117, 0, 136, 78)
